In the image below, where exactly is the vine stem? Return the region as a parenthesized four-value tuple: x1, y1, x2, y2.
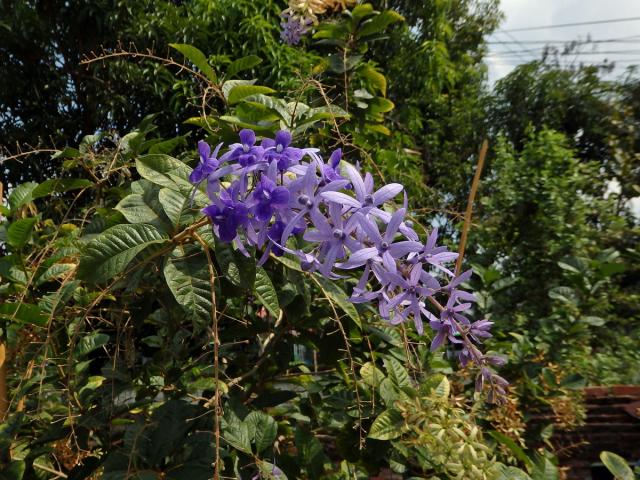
(455, 140, 489, 276)
(193, 230, 221, 480)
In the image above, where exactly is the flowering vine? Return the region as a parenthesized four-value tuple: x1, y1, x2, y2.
(192, 129, 507, 400)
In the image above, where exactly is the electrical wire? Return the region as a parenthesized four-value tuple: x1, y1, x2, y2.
(499, 16, 640, 33)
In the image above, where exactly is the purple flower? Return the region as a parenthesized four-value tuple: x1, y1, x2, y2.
(304, 203, 361, 277)
(320, 149, 347, 183)
(341, 209, 422, 271)
(251, 174, 290, 221)
(223, 129, 264, 168)
(202, 189, 249, 242)
(280, 12, 312, 46)
(262, 130, 304, 171)
(190, 141, 222, 185)
(381, 264, 436, 334)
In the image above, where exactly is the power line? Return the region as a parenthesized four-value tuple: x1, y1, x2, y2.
(491, 31, 532, 63)
(498, 16, 640, 33)
(488, 37, 640, 45)
(488, 49, 640, 57)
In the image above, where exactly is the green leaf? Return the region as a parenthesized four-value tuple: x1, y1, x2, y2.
(491, 465, 532, 480)
(0, 303, 48, 327)
(433, 376, 450, 399)
(548, 286, 578, 305)
(169, 43, 217, 82)
(7, 217, 37, 248)
(254, 267, 280, 318)
(136, 154, 192, 191)
(358, 10, 404, 37)
(368, 96, 395, 114)
(115, 194, 161, 225)
(148, 136, 187, 155)
(228, 85, 276, 105)
(244, 411, 277, 453)
(368, 409, 403, 440)
(221, 79, 256, 99)
(77, 223, 168, 283)
(31, 178, 92, 199)
(8, 182, 38, 212)
(164, 245, 212, 329)
(214, 242, 255, 289)
(351, 4, 375, 22)
(600, 451, 634, 480)
(36, 263, 75, 286)
(75, 332, 110, 357)
(222, 414, 252, 454)
(379, 378, 400, 406)
(227, 55, 262, 78)
(316, 277, 361, 328)
(360, 362, 384, 387)
(360, 65, 387, 96)
(0, 460, 25, 480)
(159, 188, 196, 228)
(582, 316, 606, 326)
(383, 357, 410, 388)
(489, 431, 533, 470)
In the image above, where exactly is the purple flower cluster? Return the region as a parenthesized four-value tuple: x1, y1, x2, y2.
(280, 12, 312, 45)
(192, 129, 506, 392)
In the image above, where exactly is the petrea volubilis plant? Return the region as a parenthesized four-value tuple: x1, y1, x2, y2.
(193, 128, 507, 400)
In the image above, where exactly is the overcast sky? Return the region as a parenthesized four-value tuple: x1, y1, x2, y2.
(487, 0, 640, 84)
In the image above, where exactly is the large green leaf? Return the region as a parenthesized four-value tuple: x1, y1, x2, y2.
(8, 182, 38, 213)
(77, 223, 168, 282)
(214, 242, 255, 289)
(169, 43, 217, 82)
(227, 85, 276, 105)
(135, 154, 192, 191)
(159, 188, 199, 228)
(368, 409, 403, 440)
(316, 277, 361, 328)
(357, 10, 404, 37)
(254, 267, 280, 318)
(115, 194, 162, 225)
(600, 451, 634, 480)
(0, 302, 48, 326)
(7, 217, 37, 248)
(0, 460, 25, 480)
(244, 411, 277, 453)
(226, 55, 262, 78)
(360, 362, 384, 387)
(164, 245, 212, 329)
(75, 332, 110, 357)
(383, 357, 410, 388)
(222, 413, 252, 454)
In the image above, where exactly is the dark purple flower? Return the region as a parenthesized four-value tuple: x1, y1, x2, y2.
(252, 174, 290, 221)
(202, 189, 249, 242)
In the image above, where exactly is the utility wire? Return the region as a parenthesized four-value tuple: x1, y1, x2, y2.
(498, 16, 640, 33)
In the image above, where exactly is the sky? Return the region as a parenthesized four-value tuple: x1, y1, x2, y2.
(487, 0, 640, 84)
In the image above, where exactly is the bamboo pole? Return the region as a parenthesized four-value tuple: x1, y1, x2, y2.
(455, 140, 489, 276)
(0, 180, 7, 422)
